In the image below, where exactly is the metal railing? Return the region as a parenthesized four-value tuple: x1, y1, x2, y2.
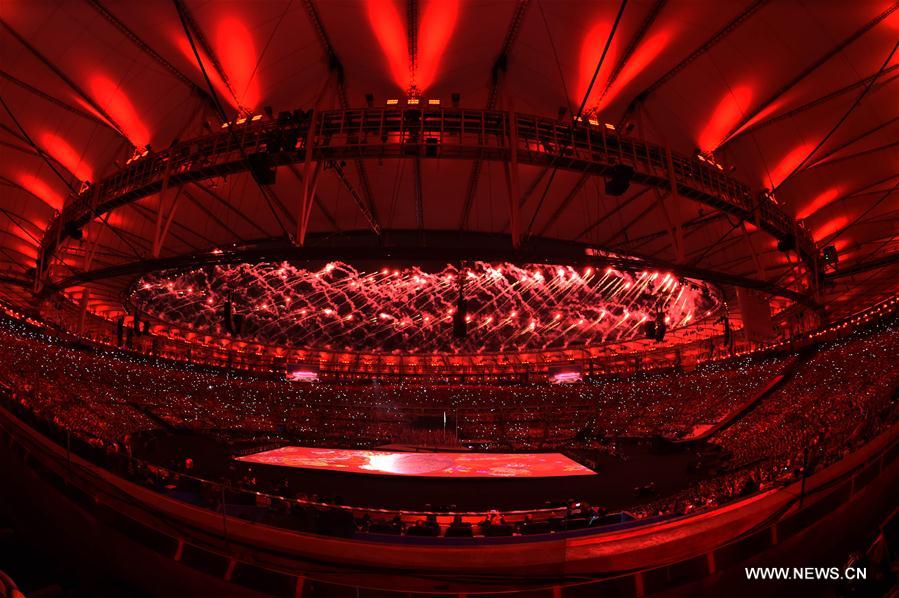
(39, 108, 815, 280)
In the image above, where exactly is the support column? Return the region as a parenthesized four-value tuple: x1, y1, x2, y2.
(505, 112, 521, 248)
(297, 111, 320, 246)
(664, 146, 686, 263)
(77, 288, 90, 334)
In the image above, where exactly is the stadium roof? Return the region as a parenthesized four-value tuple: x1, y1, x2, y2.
(1, 0, 896, 329)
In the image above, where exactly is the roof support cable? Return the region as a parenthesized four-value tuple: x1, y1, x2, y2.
(772, 40, 899, 194)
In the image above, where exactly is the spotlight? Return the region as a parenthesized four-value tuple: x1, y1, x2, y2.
(263, 106, 273, 118)
(604, 164, 634, 196)
(451, 92, 461, 108)
(557, 106, 567, 118)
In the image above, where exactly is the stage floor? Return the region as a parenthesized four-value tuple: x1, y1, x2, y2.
(236, 446, 597, 478)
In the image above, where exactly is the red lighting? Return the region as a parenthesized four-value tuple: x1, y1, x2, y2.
(19, 174, 63, 210)
(39, 133, 94, 182)
(416, 0, 459, 90)
(577, 20, 617, 110)
(366, 0, 409, 89)
(769, 142, 815, 188)
(602, 29, 673, 107)
(797, 187, 842, 220)
(88, 75, 150, 147)
(813, 215, 849, 242)
(698, 85, 752, 152)
(215, 16, 260, 110)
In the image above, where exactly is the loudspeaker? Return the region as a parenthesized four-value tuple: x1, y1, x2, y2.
(247, 153, 276, 185)
(777, 235, 795, 253)
(822, 245, 838, 265)
(605, 164, 634, 196)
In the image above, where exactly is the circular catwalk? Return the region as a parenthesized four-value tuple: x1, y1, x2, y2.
(0, 1, 897, 597)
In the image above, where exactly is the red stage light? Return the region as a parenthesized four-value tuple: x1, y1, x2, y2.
(215, 16, 260, 110)
(39, 133, 94, 182)
(366, 0, 408, 89)
(698, 85, 753, 152)
(19, 174, 63, 210)
(577, 20, 617, 110)
(769, 142, 816, 189)
(416, 0, 458, 90)
(602, 29, 674, 107)
(797, 187, 842, 220)
(813, 215, 849, 242)
(88, 75, 150, 147)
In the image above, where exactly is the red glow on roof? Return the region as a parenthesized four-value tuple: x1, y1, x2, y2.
(813, 215, 849, 242)
(770, 142, 815, 188)
(6, 226, 36, 245)
(797, 186, 842, 220)
(366, 0, 409, 89)
(577, 20, 617, 110)
(19, 174, 63, 210)
(729, 98, 784, 141)
(698, 85, 752, 152)
(602, 29, 673, 107)
(831, 238, 850, 252)
(9, 243, 38, 261)
(215, 17, 260, 110)
(88, 76, 150, 147)
(38, 133, 94, 182)
(416, 0, 459, 90)
(171, 30, 238, 112)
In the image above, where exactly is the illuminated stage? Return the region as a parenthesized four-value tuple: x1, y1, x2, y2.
(236, 446, 596, 478)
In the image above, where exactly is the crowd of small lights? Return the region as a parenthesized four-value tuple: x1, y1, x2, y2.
(130, 261, 720, 353)
(0, 306, 895, 525)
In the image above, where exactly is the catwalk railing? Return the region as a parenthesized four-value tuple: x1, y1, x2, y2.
(38, 107, 815, 280)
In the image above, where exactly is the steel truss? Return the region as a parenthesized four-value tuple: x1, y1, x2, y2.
(37, 107, 816, 291)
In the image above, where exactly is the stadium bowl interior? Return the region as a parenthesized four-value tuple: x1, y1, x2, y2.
(0, 1, 897, 596)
